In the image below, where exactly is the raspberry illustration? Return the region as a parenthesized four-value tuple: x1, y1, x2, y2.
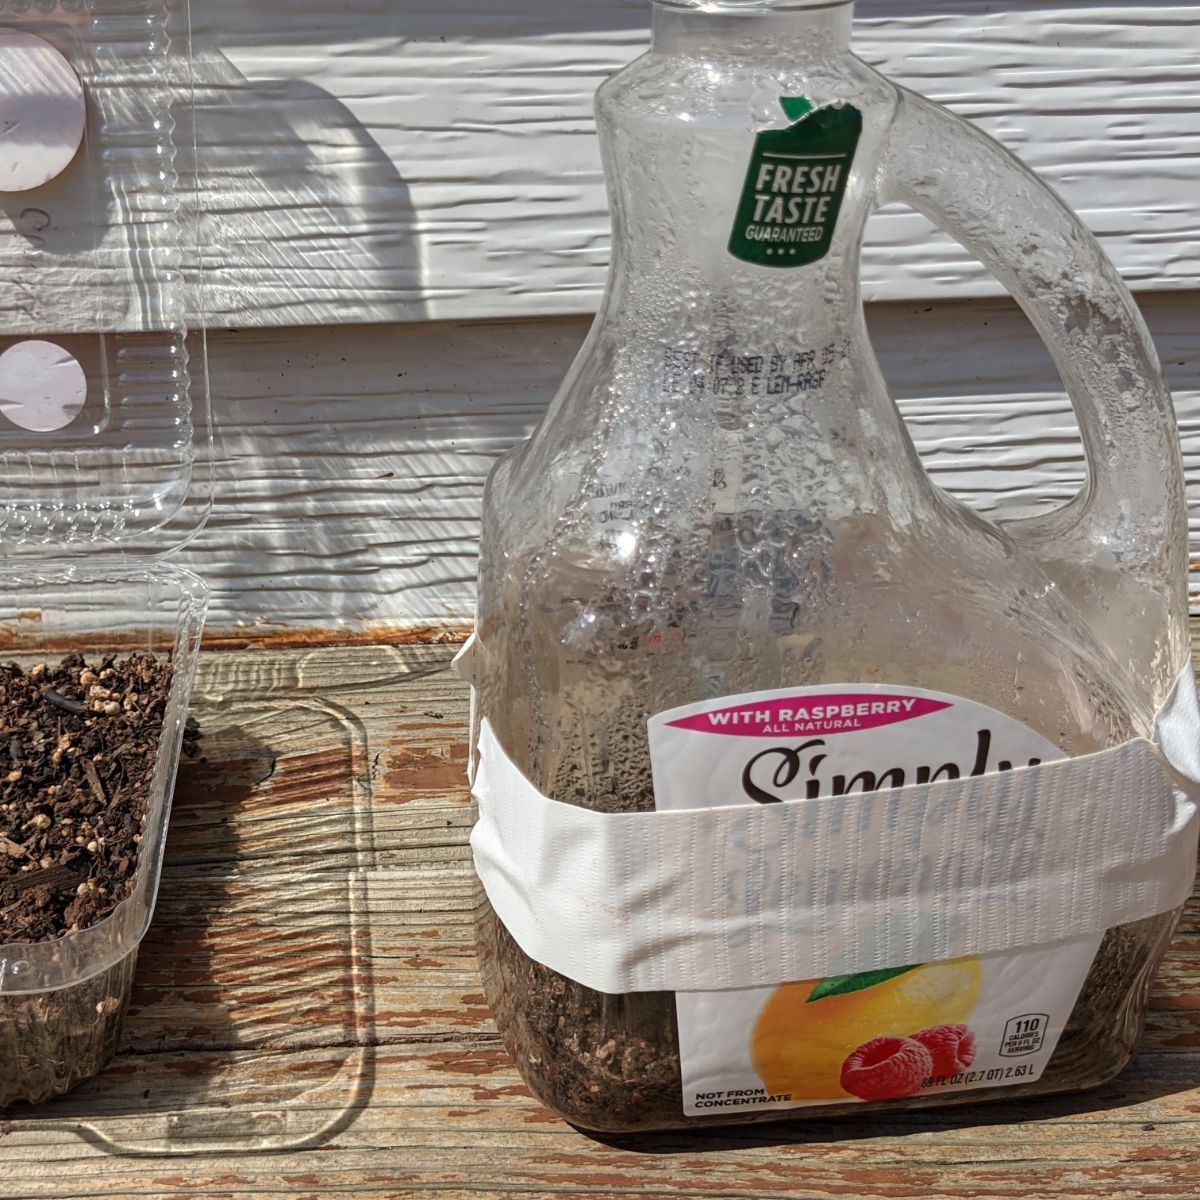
(840, 1036, 933, 1101)
(912, 1024, 977, 1078)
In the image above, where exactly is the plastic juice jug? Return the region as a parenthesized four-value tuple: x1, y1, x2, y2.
(467, 0, 1192, 1132)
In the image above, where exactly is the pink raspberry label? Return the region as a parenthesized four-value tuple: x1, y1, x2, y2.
(666, 693, 951, 738)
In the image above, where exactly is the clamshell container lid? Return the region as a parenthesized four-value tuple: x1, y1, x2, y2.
(0, 3, 209, 559)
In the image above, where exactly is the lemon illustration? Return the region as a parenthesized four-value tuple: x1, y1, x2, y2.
(752, 956, 983, 1101)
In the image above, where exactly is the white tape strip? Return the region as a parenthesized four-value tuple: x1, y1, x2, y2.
(470, 669, 1200, 995)
(454, 633, 480, 783)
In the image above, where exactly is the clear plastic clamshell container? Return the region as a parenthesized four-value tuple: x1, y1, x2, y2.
(0, 0, 209, 1104)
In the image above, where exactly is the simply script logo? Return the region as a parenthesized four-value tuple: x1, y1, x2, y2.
(741, 730, 1044, 804)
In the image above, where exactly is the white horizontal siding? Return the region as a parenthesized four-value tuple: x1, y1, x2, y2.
(182, 292, 1200, 631)
(182, 0, 1200, 328)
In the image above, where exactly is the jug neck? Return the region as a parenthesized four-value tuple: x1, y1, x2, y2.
(651, 1, 854, 55)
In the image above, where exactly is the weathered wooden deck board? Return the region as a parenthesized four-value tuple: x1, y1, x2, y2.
(1, 642, 1198, 1198)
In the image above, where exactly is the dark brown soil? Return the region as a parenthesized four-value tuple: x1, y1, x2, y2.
(0, 652, 198, 943)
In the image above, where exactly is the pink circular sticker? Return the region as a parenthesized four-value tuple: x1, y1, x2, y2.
(0, 340, 88, 432)
(0, 30, 86, 192)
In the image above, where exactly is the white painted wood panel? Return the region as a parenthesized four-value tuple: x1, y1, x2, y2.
(182, 292, 1200, 631)
(184, 0, 1200, 328)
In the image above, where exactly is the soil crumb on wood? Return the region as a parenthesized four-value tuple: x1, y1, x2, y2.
(0, 652, 198, 943)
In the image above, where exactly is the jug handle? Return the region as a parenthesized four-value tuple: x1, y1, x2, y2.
(877, 88, 1188, 659)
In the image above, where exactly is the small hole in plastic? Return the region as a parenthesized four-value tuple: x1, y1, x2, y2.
(0, 339, 88, 431)
(0, 29, 86, 192)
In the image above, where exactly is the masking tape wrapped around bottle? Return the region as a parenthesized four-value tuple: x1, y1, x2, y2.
(457, 636, 1200, 997)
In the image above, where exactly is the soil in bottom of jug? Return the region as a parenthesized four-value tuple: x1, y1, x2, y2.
(0, 651, 200, 1107)
(479, 902, 1174, 1133)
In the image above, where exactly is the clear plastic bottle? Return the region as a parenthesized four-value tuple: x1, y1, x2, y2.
(472, 0, 1190, 1132)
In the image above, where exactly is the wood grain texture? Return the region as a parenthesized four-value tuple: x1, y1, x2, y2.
(179, 293, 1200, 630)
(186, 0, 1200, 327)
(1, 642, 1198, 1199)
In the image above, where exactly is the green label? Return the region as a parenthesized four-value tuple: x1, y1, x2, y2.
(728, 97, 862, 269)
